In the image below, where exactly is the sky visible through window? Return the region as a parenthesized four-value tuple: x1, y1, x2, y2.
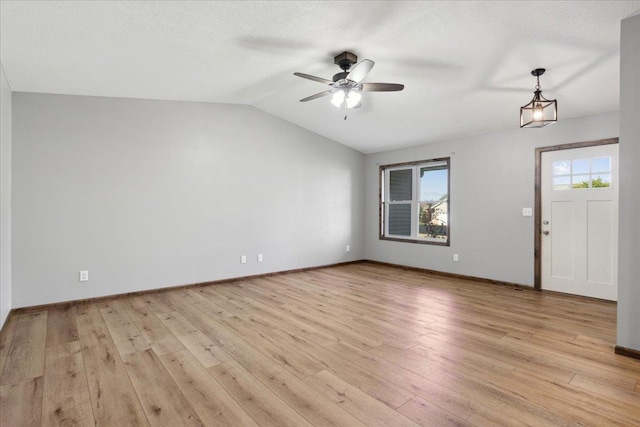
(420, 169, 448, 201)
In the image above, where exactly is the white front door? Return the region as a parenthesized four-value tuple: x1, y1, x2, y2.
(541, 144, 619, 301)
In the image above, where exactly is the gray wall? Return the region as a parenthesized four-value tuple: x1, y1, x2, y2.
(365, 112, 620, 286)
(12, 93, 365, 308)
(617, 12, 640, 352)
(0, 65, 11, 327)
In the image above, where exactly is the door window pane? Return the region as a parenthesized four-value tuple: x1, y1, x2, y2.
(591, 173, 611, 188)
(572, 159, 590, 175)
(572, 174, 590, 189)
(553, 176, 571, 190)
(553, 161, 571, 176)
(591, 157, 611, 173)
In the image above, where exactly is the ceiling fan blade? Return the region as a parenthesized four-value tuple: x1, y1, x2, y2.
(300, 90, 333, 102)
(346, 59, 374, 83)
(362, 83, 405, 92)
(294, 72, 333, 84)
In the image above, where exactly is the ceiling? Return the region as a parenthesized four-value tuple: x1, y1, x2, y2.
(1, 1, 639, 154)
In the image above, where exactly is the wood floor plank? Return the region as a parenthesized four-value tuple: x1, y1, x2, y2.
(0, 311, 47, 385)
(416, 323, 576, 383)
(259, 325, 416, 409)
(42, 341, 93, 426)
(158, 349, 258, 427)
(182, 289, 233, 318)
(254, 364, 368, 427)
(99, 300, 150, 356)
(501, 369, 640, 426)
(120, 304, 185, 356)
(209, 360, 313, 427)
(304, 369, 418, 427)
(0, 313, 19, 359)
(1, 262, 636, 426)
(569, 372, 640, 406)
(0, 376, 44, 426)
(76, 303, 115, 349)
(397, 395, 475, 427)
(82, 344, 149, 426)
(466, 405, 529, 427)
(326, 340, 480, 419)
(279, 303, 383, 350)
(122, 349, 203, 426)
(46, 305, 79, 347)
(207, 292, 339, 348)
(158, 311, 229, 368)
(216, 314, 323, 378)
(164, 304, 277, 374)
(368, 343, 576, 426)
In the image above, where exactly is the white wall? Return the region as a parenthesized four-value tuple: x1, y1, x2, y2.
(365, 112, 620, 286)
(0, 65, 12, 328)
(617, 12, 640, 352)
(12, 93, 365, 308)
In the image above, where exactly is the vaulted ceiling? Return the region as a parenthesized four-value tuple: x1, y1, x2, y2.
(2, 1, 638, 153)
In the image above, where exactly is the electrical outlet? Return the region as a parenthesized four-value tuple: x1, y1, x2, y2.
(453, 254, 459, 262)
(258, 254, 263, 262)
(346, 245, 350, 252)
(79, 270, 89, 281)
(522, 207, 533, 217)
(240, 255, 247, 264)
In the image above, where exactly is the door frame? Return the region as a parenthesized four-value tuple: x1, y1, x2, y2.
(534, 137, 619, 291)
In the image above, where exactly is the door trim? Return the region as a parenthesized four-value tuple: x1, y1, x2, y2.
(534, 137, 619, 291)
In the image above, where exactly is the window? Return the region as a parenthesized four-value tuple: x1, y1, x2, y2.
(552, 156, 612, 190)
(380, 158, 450, 245)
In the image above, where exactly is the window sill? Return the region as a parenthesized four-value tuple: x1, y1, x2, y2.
(379, 235, 450, 246)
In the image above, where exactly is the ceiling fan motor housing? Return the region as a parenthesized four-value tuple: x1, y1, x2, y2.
(334, 51, 357, 71)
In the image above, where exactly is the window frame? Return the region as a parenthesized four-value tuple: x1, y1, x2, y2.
(379, 157, 451, 246)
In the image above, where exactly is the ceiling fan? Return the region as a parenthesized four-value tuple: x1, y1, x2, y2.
(294, 51, 404, 120)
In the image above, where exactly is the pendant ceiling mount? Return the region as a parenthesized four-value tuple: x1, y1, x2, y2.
(520, 68, 557, 128)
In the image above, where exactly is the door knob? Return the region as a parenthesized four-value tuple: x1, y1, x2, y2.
(542, 230, 550, 235)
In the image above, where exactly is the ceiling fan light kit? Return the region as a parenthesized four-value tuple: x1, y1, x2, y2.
(294, 51, 404, 120)
(520, 68, 557, 128)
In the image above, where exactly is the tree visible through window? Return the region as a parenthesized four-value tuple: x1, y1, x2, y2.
(380, 158, 450, 245)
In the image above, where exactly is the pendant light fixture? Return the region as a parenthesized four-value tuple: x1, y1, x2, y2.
(520, 68, 557, 128)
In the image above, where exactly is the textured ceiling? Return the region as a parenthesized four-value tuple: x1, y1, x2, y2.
(2, 1, 639, 153)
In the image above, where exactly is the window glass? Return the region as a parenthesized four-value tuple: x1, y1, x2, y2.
(572, 175, 590, 189)
(553, 161, 570, 176)
(389, 169, 412, 201)
(572, 159, 590, 175)
(553, 156, 613, 191)
(381, 158, 450, 245)
(591, 157, 611, 173)
(553, 176, 571, 191)
(420, 167, 448, 202)
(591, 173, 611, 188)
(388, 204, 412, 236)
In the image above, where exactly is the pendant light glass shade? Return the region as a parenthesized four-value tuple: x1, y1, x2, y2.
(520, 68, 557, 128)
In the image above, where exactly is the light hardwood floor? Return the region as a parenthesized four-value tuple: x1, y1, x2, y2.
(1, 262, 639, 426)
